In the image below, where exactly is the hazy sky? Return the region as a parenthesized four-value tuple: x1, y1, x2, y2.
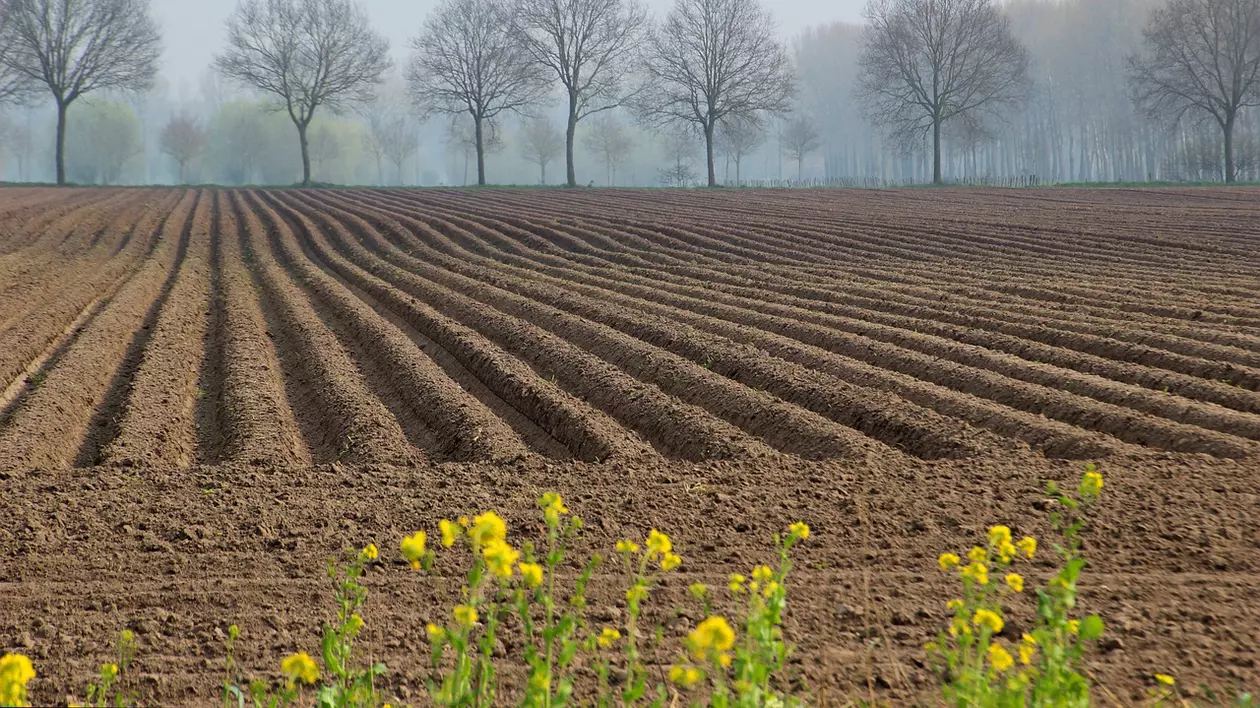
(154, 0, 865, 96)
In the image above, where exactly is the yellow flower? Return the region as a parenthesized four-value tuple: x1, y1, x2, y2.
(1154, 674, 1175, 686)
(973, 609, 1004, 634)
(987, 643, 1014, 672)
(788, 521, 810, 540)
(1022, 633, 1037, 645)
(946, 599, 964, 611)
(997, 541, 1017, 563)
(728, 574, 747, 593)
(483, 540, 520, 579)
(454, 605, 478, 626)
(597, 627, 621, 649)
(458, 515, 471, 527)
(400, 531, 427, 570)
(751, 565, 774, 583)
(968, 546, 987, 563)
(660, 552, 682, 571)
(988, 525, 1012, 547)
(439, 519, 459, 548)
(689, 616, 736, 655)
(1019, 643, 1036, 665)
(718, 652, 733, 668)
(1005, 573, 1024, 593)
(646, 529, 672, 556)
(1017, 536, 1037, 559)
(938, 553, 961, 571)
(1067, 619, 1080, 635)
(469, 512, 507, 547)
(1081, 471, 1103, 496)
(669, 665, 703, 687)
(615, 539, 640, 555)
(518, 562, 544, 588)
(426, 623, 445, 643)
(281, 652, 320, 685)
(761, 581, 781, 597)
(0, 653, 36, 707)
(100, 663, 119, 682)
(626, 584, 647, 604)
(689, 582, 708, 599)
(949, 617, 971, 637)
(961, 562, 989, 586)
(538, 492, 568, 515)
(361, 543, 379, 561)
(347, 614, 364, 634)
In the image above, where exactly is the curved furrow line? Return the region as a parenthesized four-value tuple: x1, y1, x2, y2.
(0, 190, 189, 471)
(197, 191, 310, 467)
(96, 191, 214, 468)
(351, 192, 1257, 459)
(310, 193, 986, 460)
(0, 189, 126, 261)
(229, 190, 420, 466)
(280, 190, 646, 462)
(307, 191, 791, 461)
(254, 189, 533, 463)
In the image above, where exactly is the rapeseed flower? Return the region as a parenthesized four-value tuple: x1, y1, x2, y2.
(1067, 619, 1080, 635)
(988, 525, 1012, 547)
(938, 552, 961, 570)
(987, 643, 1014, 672)
(454, 605, 478, 626)
(788, 521, 810, 539)
(669, 665, 703, 688)
(426, 623, 445, 643)
(1019, 643, 1036, 665)
(660, 552, 682, 571)
(361, 543, 379, 561)
(973, 609, 1004, 634)
(729, 574, 747, 593)
(281, 652, 320, 685)
(751, 565, 774, 583)
(483, 540, 520, 579)
(961, 562, 989, 586)
(400, 531, 427, 570)
(946, 599, 964, 611)
(597, 627, 621, 649)
(968, 546, 987, 563)
(347, 614, 364, 635)
(997, 541, 1017, 563)
(518, 562, 544, 588)
(689, 616, 736, 655)
(689, 582, 708, 599)
(1017, 536, 1037, 559)
(1081, 471, 1103, 497)
(538, 493, 568, 525)
(646, 529, 672, 556)
(1005, 573, 1024, 593)
(0, 653, 35, 707)
(615, 539, 639, 555)
(718, 652, 733, 668)
(469, 512, 507, 547)
(439, 520, 459, 548)
(762, 581, 781, 597)
(1154, 674, 1175, 686)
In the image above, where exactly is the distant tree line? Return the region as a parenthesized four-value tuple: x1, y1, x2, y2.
(0, 0, 1257, 186)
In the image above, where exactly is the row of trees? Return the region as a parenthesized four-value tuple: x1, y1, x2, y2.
(0, 0, 1257, 186)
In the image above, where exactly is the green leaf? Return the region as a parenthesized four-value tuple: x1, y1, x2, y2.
(1079, 614, 1105, 640)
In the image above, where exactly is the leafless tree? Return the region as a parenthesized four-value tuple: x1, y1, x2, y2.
(160, 113, 206, 184)
(0, 0, 161, 184)
(214, 0, 391, 185)
(714, 114, 764, 185)
(514, 0, 647, 186)
(408, 0, 548, 185)
(657, 127, 697, 186)
(360, 89, 417, 184)
(780, 113, 822, 180)
(446, 113, 504, 184)
(637, 0, 795, 186)
(379, 117, 418, 185)
(308, 123, 341, 181)
(857, 0, 1029, 184)
(519, 115, 564, 183)
(0, 112, 35, 180)
(1127, 0, 1260, 183)
(582, 111, 633, 184)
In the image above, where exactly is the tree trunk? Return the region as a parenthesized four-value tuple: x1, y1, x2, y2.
(297, 121, 312, 186)
(55, 100, 68, 185)
(540, 160, 546, 185)
(1223, 113, 1236, 184)
(798, 157, 803, 182)
(179, 161, 186, 185)
(474, 115, 486, 186)
(565, 91, 578, 187)
(376, 156, 384, 185)
(704, 122, 717, 187)
(735, 157, 741, 186)
(932, 117, 942, 185)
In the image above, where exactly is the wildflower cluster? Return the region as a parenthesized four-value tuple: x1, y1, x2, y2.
(928, 466, 1107, 706)
(0, 653, 35, 707)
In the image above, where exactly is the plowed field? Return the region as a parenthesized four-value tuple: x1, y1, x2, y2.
(2, 187, 1258, 702)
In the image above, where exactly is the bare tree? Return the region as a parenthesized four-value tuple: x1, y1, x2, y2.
(638, 0, 795, 187)
(0, 112, 35, 180)
(0, 0, 161, 184)
(408, 0, 548, 185)
(519, 115, 565, 183)
(379, 116, 418, 185)
(657, 127, 697, 186)
(714, 114, 764, 185)
(780, 113, 822, 180)
(361, 88, 417, 185)
(308, 123, 341, 181)
(1127, 0, 1260, 183)
(361, 122, 389, 184)
(858, 0, 1029, 184)
(582, 111, 633, 184)
(215, 0, 391, 186)
(160, 113, 206, 184)
(514, 0, 647, 186)
(446, 113, 504, 184)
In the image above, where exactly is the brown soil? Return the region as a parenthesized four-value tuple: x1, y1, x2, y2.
(0, 186, 1257, 704)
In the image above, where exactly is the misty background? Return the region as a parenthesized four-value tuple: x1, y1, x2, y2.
(0, 0, 1256, 187)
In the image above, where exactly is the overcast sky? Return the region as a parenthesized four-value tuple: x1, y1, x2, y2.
(153, 0, 865, 97)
